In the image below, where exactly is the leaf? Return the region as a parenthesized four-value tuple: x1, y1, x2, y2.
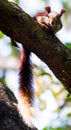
(0, 31, 4, 38)
(15, 0, 19, 4)
(65, 43, 71, 49)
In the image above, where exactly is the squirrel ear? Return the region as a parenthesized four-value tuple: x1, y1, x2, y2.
(60, 8, 66, 16)
(45, 6, 51, 13)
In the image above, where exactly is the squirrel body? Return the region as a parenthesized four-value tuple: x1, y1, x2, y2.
(34, 6, 66, 33)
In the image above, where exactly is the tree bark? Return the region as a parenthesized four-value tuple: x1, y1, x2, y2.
(0, 0, 71, 93)
(0, 82, 38, 130)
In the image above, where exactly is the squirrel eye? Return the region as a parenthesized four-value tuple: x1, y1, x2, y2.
(51, 21, 54, 25)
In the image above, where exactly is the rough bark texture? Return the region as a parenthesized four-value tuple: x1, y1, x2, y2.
(0, 1, 71, 92)
(0, 82, 38, 130)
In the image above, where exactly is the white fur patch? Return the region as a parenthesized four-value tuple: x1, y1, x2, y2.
(17, 97, 36, 128)
(37, 16, 49, 25)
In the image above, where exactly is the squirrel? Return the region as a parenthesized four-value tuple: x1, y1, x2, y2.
(33, 6, 66, 33)
(11, 6, 66, 129)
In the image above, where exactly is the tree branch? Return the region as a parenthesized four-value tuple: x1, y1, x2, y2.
(0, 0, 71, 93)
(0, 82, 38, 130)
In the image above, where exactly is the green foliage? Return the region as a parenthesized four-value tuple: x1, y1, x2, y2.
(15, 0, 19, 4)
(43, 126, 71, 130)
(0, 70, 7, 86)
(41, 0, 48, 3)
(65, 43, 71, 49)
(62, 0, 71, 10)
(0, 31, 4, 38)
(10, 41, 20, 58)
(8, 0, 19, 4)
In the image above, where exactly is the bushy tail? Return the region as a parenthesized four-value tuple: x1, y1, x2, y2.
(18, 47, 36, 127)
(19, 47, 34, 106)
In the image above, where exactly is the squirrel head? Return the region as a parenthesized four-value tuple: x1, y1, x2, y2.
(47, 8, 66, 33)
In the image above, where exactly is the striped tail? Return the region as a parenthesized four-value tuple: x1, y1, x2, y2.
(18, 47, 35, 128)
